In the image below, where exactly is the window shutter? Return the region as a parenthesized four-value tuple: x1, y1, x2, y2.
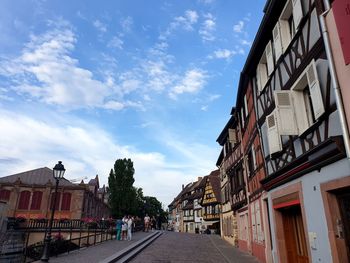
(18, 191, 30, 210)
(0, 190, 11, 201)
(307, 61, 325, 120)
(241, 108, 245, 127)
(266, 41, 274, 76)
(228, 128, 237, 144)
(61, 193, 72, 211)
(252, 145, 257, 170)
(244, 95, 248, 117)
(273, 22, 283, 62)
(256, 73, 262, 93)
(274, 91, 298, 135)
(255, 202, 262, 242)
(30, 191, 43, 210)
(267, 111, 282, 154)
(292, 0, 303, 29)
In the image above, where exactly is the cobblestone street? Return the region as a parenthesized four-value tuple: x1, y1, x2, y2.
(130, 232, 259, 263)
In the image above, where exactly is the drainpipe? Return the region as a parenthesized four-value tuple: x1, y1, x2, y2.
(319, 0, 350, 159)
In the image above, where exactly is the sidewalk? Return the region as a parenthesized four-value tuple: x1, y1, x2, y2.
(47, 231, 152, 263)
(208, 235, 259, 263)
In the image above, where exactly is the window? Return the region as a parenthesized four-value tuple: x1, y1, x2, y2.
(228, 128, 237, 145)
(61, 192, 72, 211)
(256, 42, 274, 92)
(247, 145, 257, 175)
(0, 189, 11, 201)
(266, 60, 325, 154)
(274, 0, 303, 62)
(18, 191, 31, 210)
(50, 192, 61, 210)
(30, 191, 43, 210)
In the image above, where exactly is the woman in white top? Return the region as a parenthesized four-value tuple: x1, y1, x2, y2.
(127, 216, 133, 241)
(121, 216, 128, 240)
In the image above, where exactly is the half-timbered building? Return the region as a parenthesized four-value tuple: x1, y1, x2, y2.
(241, 0, 350, 262)
(216, 112, 240, 246)
(200, 170, 221, 233)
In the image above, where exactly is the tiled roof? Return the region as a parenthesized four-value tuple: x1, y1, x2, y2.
(0, 167, 76, 187)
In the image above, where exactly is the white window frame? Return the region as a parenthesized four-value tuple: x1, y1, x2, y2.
(274, 0, 304, 62)
(266, 59, 325, 154)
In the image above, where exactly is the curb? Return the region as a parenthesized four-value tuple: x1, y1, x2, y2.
(99, 231, 162, 263)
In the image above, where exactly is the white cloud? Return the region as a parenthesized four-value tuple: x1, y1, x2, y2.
(199, 13, 216, 41)
(240, 39, 251, 46)
(93, 20, 107, 32)
(120, 16, 133, 32)
(213, 49, 236, 59)
(233, 20, 244, 33)
(160, 10, 199, 40)
(108, 36, 124, 50)
(170, 69, 207, 99)
(0, 110, 217, 205)
(0, 24, 143, 111)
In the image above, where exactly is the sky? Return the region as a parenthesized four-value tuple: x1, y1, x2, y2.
(0, 0, 266, 207)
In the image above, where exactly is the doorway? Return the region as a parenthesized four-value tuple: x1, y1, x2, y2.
(337, 192, 350, 260)
(281, 205, 309, 263)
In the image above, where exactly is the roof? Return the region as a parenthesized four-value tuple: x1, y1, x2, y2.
(0, 167, 76, 187)
(208, 170, 221, 203)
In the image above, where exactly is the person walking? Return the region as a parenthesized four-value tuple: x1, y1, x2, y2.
(116, 218, 123, 240)
(127, 215, 133, 241)
(121, 215, 128, 240)
(144, 214, 150, 232)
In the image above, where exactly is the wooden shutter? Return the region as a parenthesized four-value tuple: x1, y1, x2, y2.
(241, 108, 245, 128)
(228, 128, 237, 144)
(274, 91, 298, 135)
(255, 201, 263, 242)
(258, 63, 268, 89)
(0, 189, 11, 201)
(252, 145, 257, 170)
(61, 193, 72, 211)
(244, 95, 248, 117)
(267, 111, 282, 154)
(30, 191, 42, 210)
(273, 22, 283, 61)
(307, 61, 325, 120)
(292, 0, 303, 29)
(266, 41, 274, 76)
(256, 71, 262, 92)
(18, 191, 30, 210)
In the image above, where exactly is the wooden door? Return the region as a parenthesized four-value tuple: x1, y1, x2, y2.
(282, 205, 309, 263)
(338, 192, 350, 260)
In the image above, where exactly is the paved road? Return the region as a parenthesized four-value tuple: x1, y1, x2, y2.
(130, 232, 259, 263)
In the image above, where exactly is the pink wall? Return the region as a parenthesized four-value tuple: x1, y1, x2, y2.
(326, 9, 350, 132)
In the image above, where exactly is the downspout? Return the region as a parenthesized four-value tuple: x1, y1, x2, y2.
(320, 0, 350, 159)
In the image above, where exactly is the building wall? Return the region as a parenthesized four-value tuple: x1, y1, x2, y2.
(268, 158, 350, 263)
(325, 8, 350, 132)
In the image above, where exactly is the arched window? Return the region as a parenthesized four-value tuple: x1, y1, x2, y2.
(18, 191, 31, 210)
(0, 189, 11, 201)
(50, 192, 61, 210)
(61, 193, 71, 211)
(30, 191, 43, 210)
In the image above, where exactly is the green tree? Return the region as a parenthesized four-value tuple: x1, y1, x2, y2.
(108, 158, 137, 218)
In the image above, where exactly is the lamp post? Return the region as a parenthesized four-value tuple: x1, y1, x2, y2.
(41, 161, 65, 262)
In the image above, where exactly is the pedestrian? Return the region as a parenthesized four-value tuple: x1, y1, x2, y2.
(151, 216, 156, 232)
(122, 215, 128, 240)
(116, 218, 123, 240)
(144, 214, 150, 232)
(127, 215, 133, 241)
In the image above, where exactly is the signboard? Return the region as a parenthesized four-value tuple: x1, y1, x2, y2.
(333, 0, 350, 65)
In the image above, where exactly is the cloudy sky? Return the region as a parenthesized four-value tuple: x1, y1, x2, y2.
(0, 0, 265, 207)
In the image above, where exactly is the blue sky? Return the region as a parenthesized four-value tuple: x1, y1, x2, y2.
(0, 0, 265, 206)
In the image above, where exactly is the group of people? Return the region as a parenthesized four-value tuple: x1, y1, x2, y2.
(143, 214, 161, 232)
(115, 215, 134, 241)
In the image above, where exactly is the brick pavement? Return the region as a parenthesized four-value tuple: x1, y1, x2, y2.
(130, 232, 260, 263)
(47, 231, 152, 263)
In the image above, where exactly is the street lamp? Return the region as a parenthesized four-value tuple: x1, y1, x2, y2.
(41, 161, 66, 262)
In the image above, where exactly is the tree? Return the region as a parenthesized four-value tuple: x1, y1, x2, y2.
(108, 158, 137, 218)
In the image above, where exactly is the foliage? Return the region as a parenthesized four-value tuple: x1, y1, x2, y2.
(108, 158, 137, 218)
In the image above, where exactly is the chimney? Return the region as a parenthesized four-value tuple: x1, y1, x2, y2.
(182, 184, 184, 190)
(197, 177, 202, 182)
